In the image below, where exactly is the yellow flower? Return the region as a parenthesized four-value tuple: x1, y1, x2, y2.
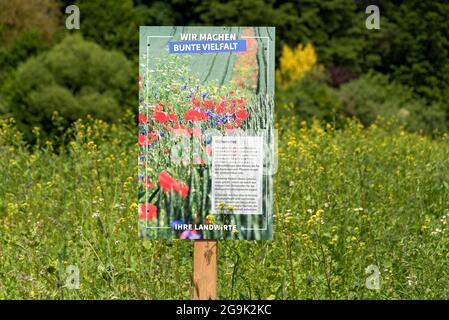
(276, 43, 318, 86)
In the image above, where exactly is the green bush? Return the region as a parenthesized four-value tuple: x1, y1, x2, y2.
(337, 72, 447, 135)
(1, 34, 133, 140)
(276, 68, 345, 127)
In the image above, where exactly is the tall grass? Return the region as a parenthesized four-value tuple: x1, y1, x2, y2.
(0, 113, 448, 299)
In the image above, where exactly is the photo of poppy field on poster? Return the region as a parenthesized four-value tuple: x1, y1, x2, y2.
(138, 26, 275, 240)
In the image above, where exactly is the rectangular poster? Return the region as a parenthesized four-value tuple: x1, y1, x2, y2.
(138, 26, 275, 240)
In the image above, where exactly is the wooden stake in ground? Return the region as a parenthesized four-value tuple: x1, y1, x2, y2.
(193, 240, 217, 300)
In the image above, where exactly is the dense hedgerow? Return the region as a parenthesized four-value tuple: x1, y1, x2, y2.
(0, 113, 448, 299)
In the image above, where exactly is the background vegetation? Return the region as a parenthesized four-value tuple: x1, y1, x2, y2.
(0, 0, 448, 299)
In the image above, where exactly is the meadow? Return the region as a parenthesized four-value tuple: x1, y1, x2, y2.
(0, 111, 448, 299)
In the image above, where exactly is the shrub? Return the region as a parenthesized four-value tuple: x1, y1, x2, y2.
(337, 72, 447, 135)
(276, 67, 345, 127)
(276, 43, 318, 87)
(1, 34, 133, 141)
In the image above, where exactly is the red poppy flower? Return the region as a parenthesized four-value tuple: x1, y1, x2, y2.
(151, 103, 164, 112)
(229, 90, 235, 94)
(204, 100, 214, 109)
(191, 97, 201, 108)
(138, 203, 157, 220)
(154, 111, 167, 122)
(158, 171, 176, 190)
(215, 101, 227, 114)
(138, 113, 148, 124)
(138, 134, 152, 146)
(236, 109, 249, 120)
(177, 185, 189, 198)
(184, 109, 208, 121)
(167, 113, 178, 122)
(158, 171, 189, 198)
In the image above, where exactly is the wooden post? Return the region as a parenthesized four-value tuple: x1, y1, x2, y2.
(193, 240, 217, 300)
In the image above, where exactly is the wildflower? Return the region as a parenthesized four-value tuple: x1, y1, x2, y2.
(138, 113, 148, 124)
(184, 109, 208, 121)
(158, 171, 189, 198)
(203, 100, 214, 109)
(205, 214, 215, 225)
(138, 134, 152, 146)
(138, 203, 157, 220)
(236, 109, 249, 120)
(180, 230, 201, 240)
(167, 113, 178, 122)
(154, 111, 168, 122)
(129, 202, 138, 211)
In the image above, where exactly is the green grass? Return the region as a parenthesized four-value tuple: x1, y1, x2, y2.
(0, 113, 448, 299)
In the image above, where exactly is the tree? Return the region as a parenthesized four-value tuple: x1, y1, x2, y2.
(75, 0, 147, 59)
(387, 1, 449, 106)
(0, 0, 61, 47)
(0, 0, 61, 83)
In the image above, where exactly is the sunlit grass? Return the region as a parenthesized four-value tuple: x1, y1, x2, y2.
(0, 113, 448, 299)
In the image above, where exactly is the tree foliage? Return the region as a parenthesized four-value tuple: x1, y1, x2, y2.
(1, 34, 132, 140)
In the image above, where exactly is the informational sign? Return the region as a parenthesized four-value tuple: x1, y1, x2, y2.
(138, 26, 275, 240)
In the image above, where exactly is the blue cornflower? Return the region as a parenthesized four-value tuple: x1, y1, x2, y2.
(201, 92, 208, 99)
(159, 131, 165, 137)
(181, 84, 188, 90)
